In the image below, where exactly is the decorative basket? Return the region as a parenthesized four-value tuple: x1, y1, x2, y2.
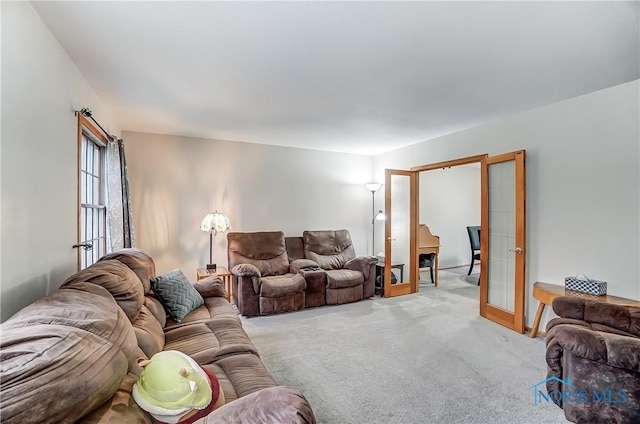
(564, 276, 607, 296)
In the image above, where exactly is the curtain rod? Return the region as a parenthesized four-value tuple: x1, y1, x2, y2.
(75, 107, 118, 141)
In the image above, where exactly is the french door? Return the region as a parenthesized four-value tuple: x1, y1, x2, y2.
(383, 150, 527, 333)
(479, 150, 526, 333)
(383, 169, 418, 297)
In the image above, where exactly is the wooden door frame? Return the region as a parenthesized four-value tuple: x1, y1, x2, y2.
(410, 153, 487, 292)
(410, 154, 488, 172)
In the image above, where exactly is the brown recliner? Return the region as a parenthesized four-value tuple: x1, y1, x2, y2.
(545, 297, 640, 424)
(302, 229, 377, 305)
(227, 231, 307, 317)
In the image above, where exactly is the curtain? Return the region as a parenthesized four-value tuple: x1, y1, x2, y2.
(106, 138, 136, 251)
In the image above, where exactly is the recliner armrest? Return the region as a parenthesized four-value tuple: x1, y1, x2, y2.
(290, 259, 320, 274)
(231, 263, 261, 278)
(547, 323, 640, 371)
(344, 256, 378, 279)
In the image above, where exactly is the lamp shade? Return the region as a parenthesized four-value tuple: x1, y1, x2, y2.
(200, 211, 231, 234)
(374, 210, 386, 221)
(365, 182, 383, 192)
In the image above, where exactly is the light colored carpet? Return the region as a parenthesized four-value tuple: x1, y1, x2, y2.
(242, 269, 566, 424)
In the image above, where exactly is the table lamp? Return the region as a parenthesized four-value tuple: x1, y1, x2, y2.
(200, 211, 231, 270)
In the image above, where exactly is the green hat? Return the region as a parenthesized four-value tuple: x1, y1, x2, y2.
(132, 350, 212, 422)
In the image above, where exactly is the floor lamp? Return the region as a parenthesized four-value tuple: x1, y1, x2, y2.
(365, 183, 385, 256)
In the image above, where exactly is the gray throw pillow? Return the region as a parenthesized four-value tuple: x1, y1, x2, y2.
(150, 269, 204, 322)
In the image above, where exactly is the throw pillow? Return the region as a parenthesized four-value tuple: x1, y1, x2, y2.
(150, 269, 204, 322)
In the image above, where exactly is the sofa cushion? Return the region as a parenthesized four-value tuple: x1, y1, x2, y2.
(164, 297, 241, 330)
(99, 248, 156, 293)
(0, 282, 138, 424)
(76, 371, 151, 424)
(552, 297, 640, 337)
(164, 318, 258, 365)
(143, 294, 167, 328)
(151, 269, 204, 323)
(61, 260, 145, 322)
(132, 305, 165, 358)
(202, 353, 277, 403)
(303, 230, 357, 270)
(259, 274, 306, 298)
(285, 236, 305, 261)
(326, 269, 364, 289)
(227, 231, 290, 276)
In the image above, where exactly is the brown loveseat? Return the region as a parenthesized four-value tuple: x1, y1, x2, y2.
(0, 248, 315, 423)
(228, 230, 377, 317)
(545, 296, 640, 424)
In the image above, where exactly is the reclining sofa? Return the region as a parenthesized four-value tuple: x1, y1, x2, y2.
(227, 229, 377, 317)
(545, 296, 640, 424)
(0, 248, 315, 423)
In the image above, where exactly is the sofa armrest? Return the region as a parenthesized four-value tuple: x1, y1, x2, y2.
(344, 256, 378, 279)
(552, 297, 640, 337)
(289, 259, 320, 274)
(193, 276, 226, 298)
(202, 386, 315, 423)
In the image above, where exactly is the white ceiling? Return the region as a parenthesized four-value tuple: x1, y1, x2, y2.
(32, 1, 639, 155)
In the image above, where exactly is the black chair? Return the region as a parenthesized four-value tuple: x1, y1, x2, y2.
(466, 226, 481, 284)
(418, 253, 435, 284)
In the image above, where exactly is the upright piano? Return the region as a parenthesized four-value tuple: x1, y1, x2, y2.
(418, 224, 441, 285)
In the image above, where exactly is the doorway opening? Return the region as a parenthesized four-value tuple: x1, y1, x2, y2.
(412, 155, 484, 312)
(417, 162, 481, 303)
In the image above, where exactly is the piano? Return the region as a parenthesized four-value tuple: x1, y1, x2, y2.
(418, 224, 441, 286)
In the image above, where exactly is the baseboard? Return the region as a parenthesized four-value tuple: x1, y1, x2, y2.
(438, 263, 474, 271)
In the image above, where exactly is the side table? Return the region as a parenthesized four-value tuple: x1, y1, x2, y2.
(197, 267, 233, 302)
(375, 262, 405, 296)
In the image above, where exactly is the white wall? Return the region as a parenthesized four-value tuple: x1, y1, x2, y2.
(0, 2, 118, 321)
(123, 132, 374, 279)
(374, 80, 640, 330)
(419, 164, 481, 268)
(2, 2, 637, 336)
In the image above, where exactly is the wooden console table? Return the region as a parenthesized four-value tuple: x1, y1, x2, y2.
(530, 281, 640, 338)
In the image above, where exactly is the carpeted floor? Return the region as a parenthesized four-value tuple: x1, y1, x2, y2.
(242, 269, 566, 424)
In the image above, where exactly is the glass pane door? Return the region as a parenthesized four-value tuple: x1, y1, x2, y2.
(383, 169, 418, 297)
(487, 160, 516, 311)
(480, 150, 526, 333)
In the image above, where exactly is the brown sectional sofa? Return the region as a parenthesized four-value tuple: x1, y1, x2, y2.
(0, 248, 315, 423)
(228, 229, 377, 317)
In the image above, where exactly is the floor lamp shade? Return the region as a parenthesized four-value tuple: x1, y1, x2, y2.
(200, 211, 231, 270)
(365, 182, 383, 192)
(365, 183, 383, 256)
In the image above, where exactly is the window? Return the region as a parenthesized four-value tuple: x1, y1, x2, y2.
(77, 116, 108, 269)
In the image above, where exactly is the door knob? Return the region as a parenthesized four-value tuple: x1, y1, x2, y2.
(387, 237, 396, 242)
(509, 247, 523, 254)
